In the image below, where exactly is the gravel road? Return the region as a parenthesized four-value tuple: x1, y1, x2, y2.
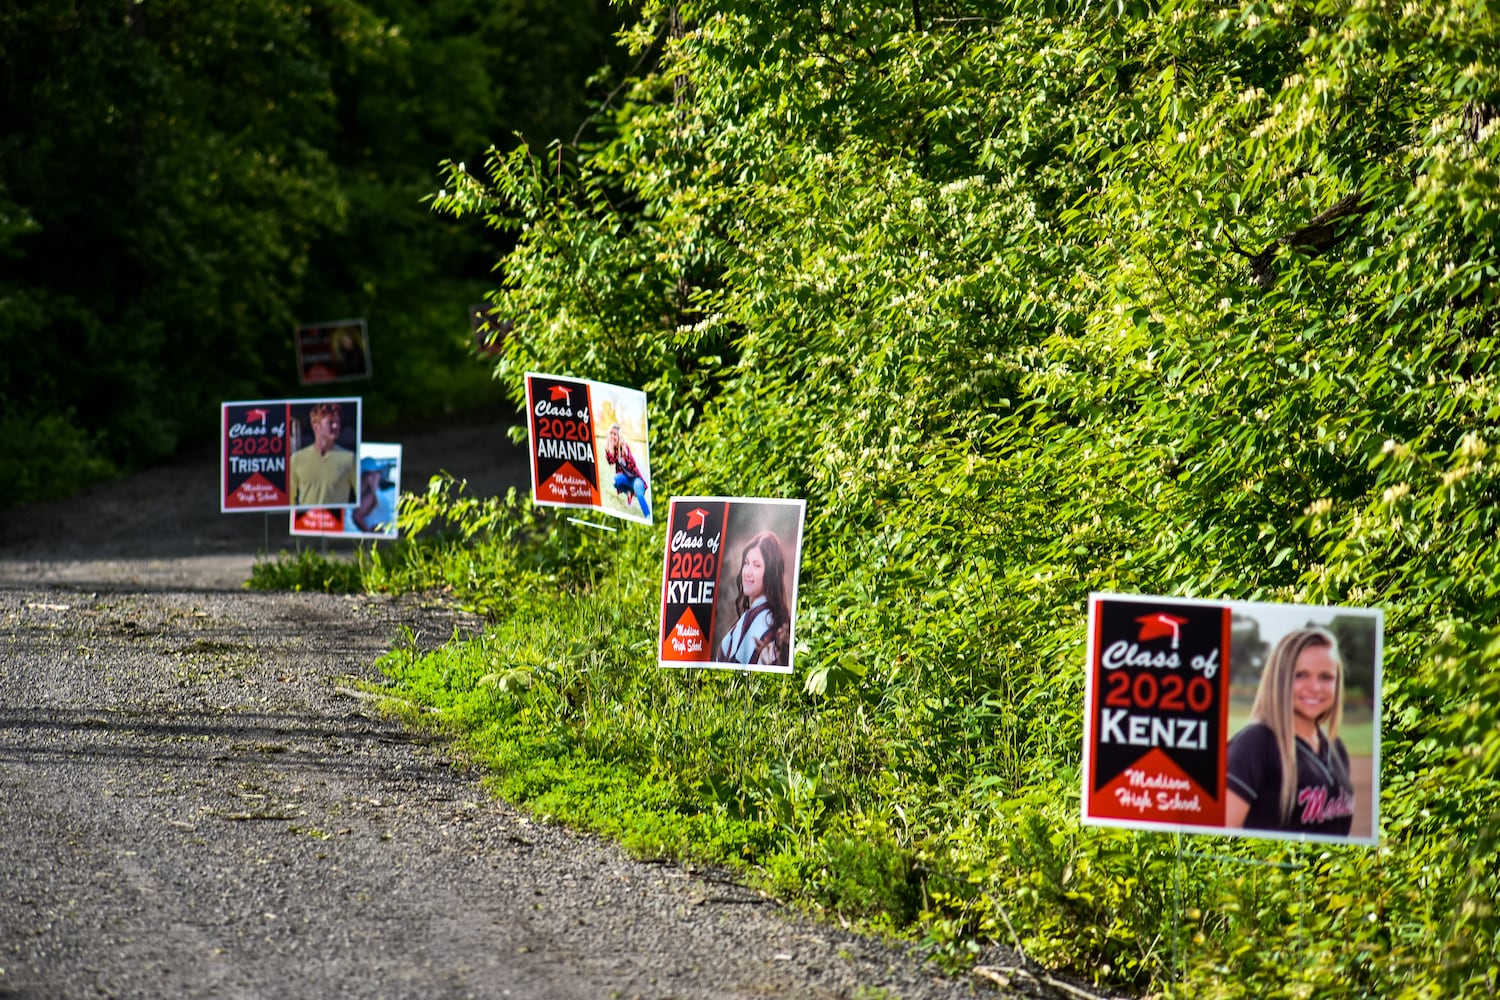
(0, 416, 1010, 1000)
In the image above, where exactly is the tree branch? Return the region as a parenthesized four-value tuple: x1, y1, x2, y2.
(1238, 189, 1372, 287)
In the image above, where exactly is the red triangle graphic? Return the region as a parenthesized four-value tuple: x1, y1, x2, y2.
(661, 607, 709, 662)
(539, 460, 600, 505)
(294, 508, 343, 532)
(1089, 746, 1223, 827)
(229, 471, 289, 508)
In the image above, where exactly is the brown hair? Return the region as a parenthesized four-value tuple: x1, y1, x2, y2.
(733, 531, 792, 664)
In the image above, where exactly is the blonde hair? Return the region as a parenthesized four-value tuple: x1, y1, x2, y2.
(1250, 627, 1345, 822)
(308, 402, 342, 423)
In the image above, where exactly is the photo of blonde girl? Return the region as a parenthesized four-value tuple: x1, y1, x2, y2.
(1225, 608, 1380, 842)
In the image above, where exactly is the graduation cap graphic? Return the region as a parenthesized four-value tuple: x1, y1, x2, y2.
(246, 408, 267, 423)
(549, 385, 572, 404)
(685, 508, 709, 531)
(1135, 612, 1190, 649)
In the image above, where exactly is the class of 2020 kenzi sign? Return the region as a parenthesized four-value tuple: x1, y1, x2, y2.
(1083, 595, 1231, 830)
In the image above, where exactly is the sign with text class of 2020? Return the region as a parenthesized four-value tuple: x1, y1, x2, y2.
(1082, 593, 1383, 846)
(524, 372, 653, 525)
(221, 397, 363, 512)
(659, 497, 806, 675)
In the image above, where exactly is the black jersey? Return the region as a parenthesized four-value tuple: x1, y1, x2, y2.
(1226, 722, 1355, 835)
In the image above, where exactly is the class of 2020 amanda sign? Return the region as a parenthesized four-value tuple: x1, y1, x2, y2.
(524, 372, 653, 525)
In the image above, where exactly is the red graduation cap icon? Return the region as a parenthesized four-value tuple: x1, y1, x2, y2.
(246, 408, 267, 423)
(549, 385, 572, 403)
(1136, 612, 1190, 648)
(685, 508, 708, 531)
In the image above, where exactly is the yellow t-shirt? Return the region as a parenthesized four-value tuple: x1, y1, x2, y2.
(288, 445, 356, 505)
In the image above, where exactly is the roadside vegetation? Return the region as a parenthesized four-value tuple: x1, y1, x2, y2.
(256, 0, 1498, 996)
(0, 0, 622, 502)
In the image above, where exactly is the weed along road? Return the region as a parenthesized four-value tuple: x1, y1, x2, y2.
(0, 428, 996, 1000)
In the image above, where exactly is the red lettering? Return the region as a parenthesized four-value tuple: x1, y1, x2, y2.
(1104, 671, 1215, 713)
(669, 552, 716, 579)
(537, 416, 592, 442)
(1132, 672, 1158, 707)
(1187, 676, 1213, 712)
(1104, 671, 1130, 707)
(229, 436, 284, 457)
(1159, 675, 1185, 711)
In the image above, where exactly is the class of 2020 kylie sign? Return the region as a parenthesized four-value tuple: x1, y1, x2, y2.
(658, 497, 806, 675)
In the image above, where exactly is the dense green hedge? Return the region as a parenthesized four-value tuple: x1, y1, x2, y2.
(361, 2, 1500, 996)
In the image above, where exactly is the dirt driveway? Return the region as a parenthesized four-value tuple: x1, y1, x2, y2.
(0, 415, 1010, 1000)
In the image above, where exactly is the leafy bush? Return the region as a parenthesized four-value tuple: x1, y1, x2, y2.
(387, 1, 1500, 996)
(0, 410, 117, 506)
(0, 0, 623, 505)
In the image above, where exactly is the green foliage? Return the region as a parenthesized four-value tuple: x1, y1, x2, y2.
(807, 822, 922, 926)
(391, 1, 1500, 996)
(0, 410, 117, 503)
(248, 548, 365, 593)
(0, 0, 623, 505)
(1, 0, 346, 494)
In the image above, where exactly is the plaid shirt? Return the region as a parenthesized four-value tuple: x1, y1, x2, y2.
(607, 440, 641, 481)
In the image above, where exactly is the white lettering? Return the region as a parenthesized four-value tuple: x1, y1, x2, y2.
(229, 456, 286, 475)
(536, 438, 595, 463)
(1189, 648, 1220, 679)
(1125, 769, 1192, 791)
(534, 400, 574, 418)
(667, 580, 715, 604)
(671, 530, 705, 553)
(230, 422, 286, 438)
(1153, 790, 1202, 812)
(1114, 787, 1153, 813)
(1100, 712, 1207, 750)
(1101, 640, 1181, 671)
(1101, 708, 1127, 743)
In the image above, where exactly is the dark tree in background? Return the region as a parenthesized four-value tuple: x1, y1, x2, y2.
(0, 0, 624, 504)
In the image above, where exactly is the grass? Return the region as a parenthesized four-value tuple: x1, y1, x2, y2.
(311, 491, 1500, 1000)
(247, 548, 365, 594)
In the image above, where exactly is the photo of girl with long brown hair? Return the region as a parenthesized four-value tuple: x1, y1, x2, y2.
(717, 530, 793, 668)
